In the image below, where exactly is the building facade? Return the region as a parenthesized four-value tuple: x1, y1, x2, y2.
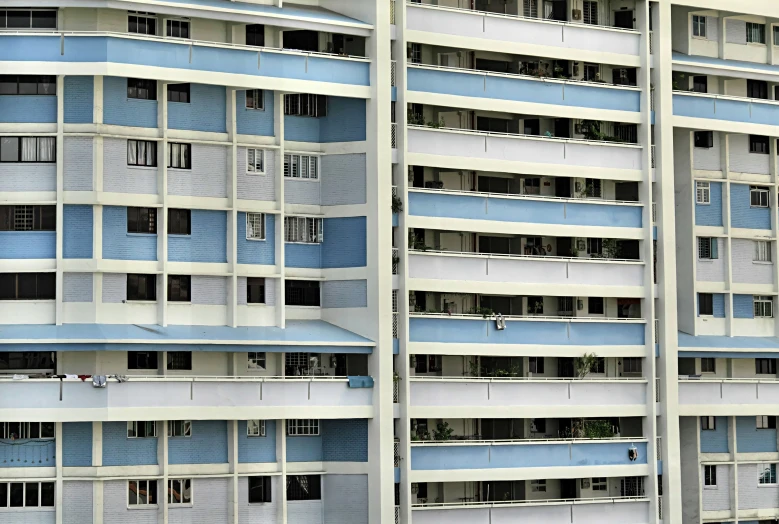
(3, 0, 779, 523)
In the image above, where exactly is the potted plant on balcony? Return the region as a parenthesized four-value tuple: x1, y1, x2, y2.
(391, 194, 403, 213)
(575, 352, 599, 378)
(432, 422, 454, 441)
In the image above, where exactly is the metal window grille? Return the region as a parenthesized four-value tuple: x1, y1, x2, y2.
(246, 213, 266, 240)
(247, 149, 265, 173)
(247, 420, 266, 437)
(287, 419, 319, 436)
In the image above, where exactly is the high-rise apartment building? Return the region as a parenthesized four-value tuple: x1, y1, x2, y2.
(1, 0, 778, 523)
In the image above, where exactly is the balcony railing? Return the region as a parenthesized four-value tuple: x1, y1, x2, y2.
(392, 247, 399, 275)
(673, 90, 779, 126)
(390, 0, 396, 24)
(394, 439, 401, 466)
(656, 436, 661, 460)
(391, 123, 398, 148)
(391, 60, 397, 86)
(678, 377, 779, 408)
(0, 375, 373, 421)
(651, 144, 656, 168)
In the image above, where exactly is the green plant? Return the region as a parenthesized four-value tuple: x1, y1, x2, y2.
(408, 113, 425, 125)
(391, 194, 403, 213)
(467, 360, 482, 377)
(580, 120, 604, 141)
(432, 422, 454, 441)
(489, 365, 521, 378)
(426, 119, 444, 129)
(576, 353, 599, 378)
(602, 238, 620, 259)
(470, 306, 494, 318)
(583, 419, 614, 439)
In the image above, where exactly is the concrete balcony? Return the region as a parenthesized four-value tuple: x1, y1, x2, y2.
(673, 92, 779, 128)
(408, 251, 644, 297)
(409, 377, 648, 418)
(407, 127, 643, 179)
(0, 33, 369, 94)
(408, 189, 643, 230)
(406, 3, 641, 66)
(0, 376, 373, 421)
(407, 65, 641, 119)
(412, 497, 650, 524)
(678, 377, 779, 415)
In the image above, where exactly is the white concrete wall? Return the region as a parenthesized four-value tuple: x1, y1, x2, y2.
(696, 238, 726, 282)
(732, 238, 774, 284)
(701, 464, 730, 511)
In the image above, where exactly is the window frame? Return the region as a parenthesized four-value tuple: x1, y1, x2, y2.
(0, 205, 56, 231)
(167, 142, 191, 170)
(0, 75, 56, 95)
(530, 479, 547, 493)
(285, 279, 320, 307)
(698, 237, 718, 260)
(247, 278, 266, 305)
(704, 465, 717, 487)
(754, 296, 774, 318)
(127, 78, 157, 101)
(127, 479, 158, 506)
(248, 476, 272, 504)
(692, 14, 707, 38)
(247, 420, 266, 437)
(126, 139, 158, 167)
(757, 416, 777, 429)
(693, 131, 713, 149)
(696, 181, 711, 204)
(287, 419, 320, 436)
(246, 212, 266, 241)
(248, 351, 267, 370)
(126, 273, 157, 302)
(747, 22, 767, 44)
(283, 154, 319, 180)
(591, 477, 607, 491)
(167, 83, 190, 103)
(759, 463, 777, 485)
(755, 241, 772, 263)
(247, 148, 265, 174)
(167, 208, 191, 236)
(284, 93, 327, 117)
(0, 273, 55, 301)
(0, 481, 55, 508)
(700, 357, 716, 373)
(167, 421, 192, 438)
(0, 422, 54, 440)
(699, 293, 714, 316)
(750, 135, 770, 154)
(127, 421, 157, 438)
(528, 356, 544, 374)
(0, 9, 57, 30)
(283, 216, 323, 244)
(286, 475, 322, 501)
(750, 186, 770, 208)
(127, 11, 157, 36)
(127, 207, 157, 234)
(701, 416, 715, 430)
(167, 275, 191, 303)
(167, 351, 192, 371)
(588, 297, 605, 315)
(165, 18, 190, 39)
(0, 136, 56, 163)
(246, 89, 265, 110)
(127, 351, 158, 370)
(167, 478, 192, 505)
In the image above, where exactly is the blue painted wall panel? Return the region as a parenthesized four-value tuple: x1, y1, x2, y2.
(168, 420, 228, 464)
(237, 212, 275, 265)
(319, 97, 366, 142)
(695, 182, 723, 227)
(285, 243, 322, 268)
(731, 184, 771, 230)
(322, 217, 367, 268)
(236, 89, 275, 136)
(168, 210, 227, 263)
(736, 416, 777, 453)
(674, 93, 779, 126)
(700, 417, 729, 453)
(102, 422, 157, 466)
(408, 191, 642, 228)
(63, 204, 94, 259)
(284, 115, 320, 142)
(0, 437, 55, 468)
(698, 293, 725, 318)
(0, 95, 56, 123)
(733, 294, 754, 319)
(102, 206, 157, 261)
(62, 422, 93, 467)
(286, 434, 323, 462)
(64, 76, 93, 124)
(168, 83, 226, 133)
(103, 76, 158, 128)
(0, 232, 55, 259)
(237, 420, 276, 463)
(322, 419, 368, 462)
(409, 317, 645, 346)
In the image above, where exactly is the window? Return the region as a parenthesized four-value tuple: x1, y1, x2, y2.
(167, 209, 190, 236)
(748, 79, 769, 100)
(284, 94, 327, 117)
(585, 178, 602, 198)
(757, 416, 777, 429)
(247, 278, 265, 304)
(694, 131, 713, 149)
(247, 149, 265, 173)
(287, 419, 319, 436)
(695, 181, 711, 205)
(583, 63, 600, 82)
(0, 137, 55, 163)
(284, 216, 323, 243)
(582, 1, 598, 25)
(246, 213, 266, 240)
(587, 238, 602, 256)
(166, 18, 190, 38)
(747, 22, 766, 44)
(0, 482, 54, 508)
(167, 275, 190, 303)
(592, 477, 607, 491)
(701, 416, 715, 430)
(527, 296, 544, 315)
(168, 479, 191, 505)
(0, 206, 55, 231)
(0, 273, 55, 300)
(127, 207, 157, 234)
(530, 480, 546, 493)
(167, 351, 192, 370)
(755, 296, 774, 318)
(751, 186, 770, 207)
(701, 357, 716, 373)
(750, 135, 769, 154)
(128, 352, 158, 370)
(246, 24, 265, 47)
(128, 11, 156, 35)
(126, 274, 156, 301)
(698, 238, 718, 260)
(128, 480, 157, 505)
(0, 422, 54, 439)
(775, 25, 779, 46)
(246, 89, 264, 110)
(127, 421, 157, 438)
(168, 143, 191, 169)
(285, 280, 320, 306)
(704, 465, 717, 487)
(248, 476, 272, 503)
(592, 357, 606, 374)
(528, 357, 544, 374)
(759, 463, 777, 485)
(127, 78, 157, 100)
(283, 154, 318, 179)
(692, 14, 706, 37)
(167, 83, 190, 103)
(558, 297, 574, 316)
(757, 358, 778, 375)
(409, 43, 422, 64)
(0, 9, 57, 29)
(699, 293, 714, 316)
(127, 140, 157, 167)
(0, 352, 55, 372)
(755, 241, 772, 262)
(523, 0, 538, 18)
(588, 297, 605, 315)
(692, 76, 708, 93)
(622, 357, 642, 374)
(0, 75, 55, 95)
(413, 354, 441, 374)
(248, 351, 267, 371)
(168, 421, 192, 437)
(287, 475, 321, 501)
(247, 420, 266, 437)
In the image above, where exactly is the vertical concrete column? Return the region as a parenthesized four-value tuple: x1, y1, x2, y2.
(55, 422, 63, 524)
(93, 422, 104, 524)
(227, 88, 239, 328)
(93, 76, 105, 324)
(55, 76, 65, 325)
(274, 92, 286, 328)
(730, 416, 738, 520)
(277, 419, 287, 524)
(228, 420, 239, 524)
(159, 420, 169, 524)
(158, 81, 169, 327)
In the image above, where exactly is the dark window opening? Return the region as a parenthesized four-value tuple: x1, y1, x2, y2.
(126, 274, 156, 301)
(167, 275, 191, 302)
(285, 280, 320, 307)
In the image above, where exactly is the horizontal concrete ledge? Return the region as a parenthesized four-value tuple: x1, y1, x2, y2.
(409, 463, 650, 483)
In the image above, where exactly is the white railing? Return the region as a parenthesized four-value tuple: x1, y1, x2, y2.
(394, 505, 400, 524)
(411, 437, 647, 446)
(391, 60, 397, 86)
(414, 495, 648, 509)
(652, 202, 656, 223)
(0, 375, 352, 383)
(650, 88, 655, 111)
(407, 1, 639, 33)
(656, 436, 661, 460)
(409, 187, 642, 207)
(678, 376, 779, 383)
(410, 248, 644, 265)
(654, 319, 659, 343)
(651, 145, 656, 168)
(2, 30, 370, 62)
(390, 0, 396, 24)
(649, 31, 654, 54)
(411, 376, 646, 383)
(655, 378, 660, 402)
(409, 312, 646, 323)
(393, 378, 399, 403)
(658, 495, 662, 520)
(393, 312, 399, 338)
(391, 123, 398, 148)
(394, 439, 400, 466)
(392, 247, 399, 275)
(673, 89, 779, 107)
